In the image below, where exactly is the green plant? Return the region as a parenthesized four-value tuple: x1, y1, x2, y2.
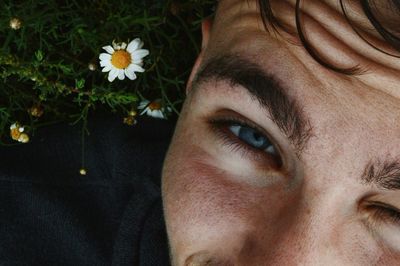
(0, 0, 214, 146)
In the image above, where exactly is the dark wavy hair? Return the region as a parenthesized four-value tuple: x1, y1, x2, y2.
(258, 0, 400, 75)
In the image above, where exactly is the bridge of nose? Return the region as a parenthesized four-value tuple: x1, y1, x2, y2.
(234, 183, 379, 265)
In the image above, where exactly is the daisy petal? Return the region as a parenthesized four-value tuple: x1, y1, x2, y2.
(140, 108, 149, 115)
(124, 68, 137, 80)
(100, 59, 111, 67)
(138, 100, 150, 109)
(108, 68, 118, 82)
(117, 69, 125, 80)
(149, 110, 165, 119)
(121, 42, 127, 50)
(132, 58, 143, 65)
(127, 38, 140, 53)
(102, 45, 114, 54)
(102, 65, 112, 72)
(127, 64, 145, 73)
(138, 40, 144, 49)
(99, 53, 112, 61)
(132, 49, 149, 60)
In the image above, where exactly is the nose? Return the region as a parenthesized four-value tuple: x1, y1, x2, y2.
(235, 194, 364, 266)
(251, 215, 334, 265)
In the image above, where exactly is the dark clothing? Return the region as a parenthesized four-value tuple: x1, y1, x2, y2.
(0, 113, 174, 266)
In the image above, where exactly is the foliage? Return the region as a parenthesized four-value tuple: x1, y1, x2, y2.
(0, 0, 214, 145)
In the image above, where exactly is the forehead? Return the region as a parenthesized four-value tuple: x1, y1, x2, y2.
(209, 0, 400, 94)
(202, 0, 400, 163)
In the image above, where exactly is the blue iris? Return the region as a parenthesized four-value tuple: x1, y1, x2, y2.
(229, 124, 274, 151)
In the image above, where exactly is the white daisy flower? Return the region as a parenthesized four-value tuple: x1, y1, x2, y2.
(9, 122, 29, 143)
(99, 38, 149, 82)
(138, 99, 171, 119)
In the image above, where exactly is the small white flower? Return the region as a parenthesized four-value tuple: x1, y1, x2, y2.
(9, 122, 24, 133)
(99, 38, 149, 82)
(10, 122, 29, 143)
(138, 99, 171, 119)
(17, 133, 29, 143)
(88, 63, 97, 71)
(9, 17, 22, 30)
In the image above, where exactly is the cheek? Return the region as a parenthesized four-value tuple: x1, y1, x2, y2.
(162, 135, 290, 262)
(163, 142, 254, 255)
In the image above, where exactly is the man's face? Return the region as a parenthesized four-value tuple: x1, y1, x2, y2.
(162, 0, 400, 265)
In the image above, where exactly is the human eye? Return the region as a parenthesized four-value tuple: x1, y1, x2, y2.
(364, 201, 400, 227)
(208, 113, 283, 170)
(360, 200, 400, 250)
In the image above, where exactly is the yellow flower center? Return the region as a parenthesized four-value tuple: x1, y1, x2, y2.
(148, 102, 162, 111)
(10, 128, 21, 140)
(111, 50, 131, 69)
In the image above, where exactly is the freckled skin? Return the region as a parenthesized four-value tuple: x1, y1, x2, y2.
(162, 0, 400, 265)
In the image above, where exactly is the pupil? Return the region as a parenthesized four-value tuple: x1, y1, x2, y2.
(253, 132, 262, 141)
(238, 126, 270, 149)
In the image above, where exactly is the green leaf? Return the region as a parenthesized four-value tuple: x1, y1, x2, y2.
(35, 50, 44, 61)
(75, 78, 85, 89)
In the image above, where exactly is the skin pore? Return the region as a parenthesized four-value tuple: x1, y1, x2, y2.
(162, 0, 400, 265)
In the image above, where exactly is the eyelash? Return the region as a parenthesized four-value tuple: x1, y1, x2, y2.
(208, 116, 283, 169)
(366, 202, 400, 227)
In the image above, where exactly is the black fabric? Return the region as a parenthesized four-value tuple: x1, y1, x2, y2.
(0, 113, 174, 266)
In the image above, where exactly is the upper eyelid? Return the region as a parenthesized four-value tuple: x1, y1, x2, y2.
(366, 201, 400, 213)
(364, 203, 400, 229)
(208, 111, 278, 147)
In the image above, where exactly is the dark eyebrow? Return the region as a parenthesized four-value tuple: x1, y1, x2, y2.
(192, 54, 313, 155)
(362, 159, 400, 190)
